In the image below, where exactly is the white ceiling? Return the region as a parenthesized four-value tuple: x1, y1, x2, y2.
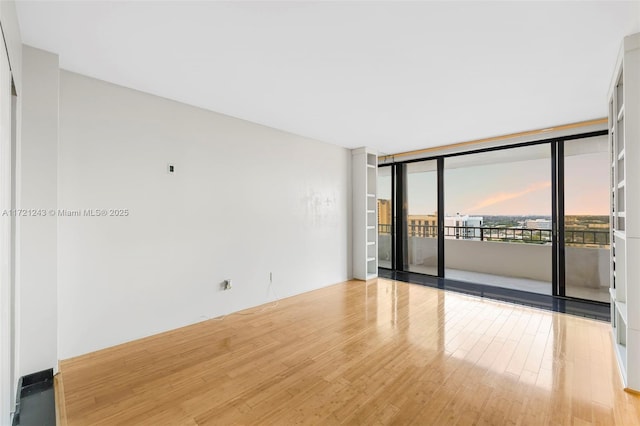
(15, 1, 640, 155)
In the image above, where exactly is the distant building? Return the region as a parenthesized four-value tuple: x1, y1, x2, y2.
(377, 199, 392, 229)
(445, 213, 483, 239)
(407, 214, 438, 237)
(381, 209, 485, 239)
(587, 223, 609, 230)
(525, 218, 552, 230)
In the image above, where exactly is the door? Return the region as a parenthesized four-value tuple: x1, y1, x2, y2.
(377, 165, 393, 269)
(444, 144, 553, 294)
(560, 135, 611, 302)
(402, 160, 439, 275)
(0, 36, 15, 422)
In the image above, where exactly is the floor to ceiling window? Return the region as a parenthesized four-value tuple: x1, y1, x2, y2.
(444, 144, 552, 295)
(380, 130, 610, 304)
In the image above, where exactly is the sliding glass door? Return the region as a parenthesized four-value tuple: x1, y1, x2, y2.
(404, 161, 439, 275)
(562, 135, 610, 302)
(378, 166, 393, 269)
(444, 144, 552, 294)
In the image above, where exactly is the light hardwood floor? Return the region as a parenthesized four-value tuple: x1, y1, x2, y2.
(58, 278, 640, 425)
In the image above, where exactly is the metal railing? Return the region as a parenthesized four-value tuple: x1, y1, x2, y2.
(378, 224, 392, 234)
(564, 229, 610, 246)
(377, 224, 609, 246)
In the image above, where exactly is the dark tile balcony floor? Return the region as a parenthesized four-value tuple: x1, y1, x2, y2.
(378, 268, 610, 322)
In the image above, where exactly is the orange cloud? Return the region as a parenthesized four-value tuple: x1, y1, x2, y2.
(467, 181, 551, 212)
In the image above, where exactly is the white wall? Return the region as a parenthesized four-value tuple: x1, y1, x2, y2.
(18, 46, 58, 376)
(58, 71, 351, 359)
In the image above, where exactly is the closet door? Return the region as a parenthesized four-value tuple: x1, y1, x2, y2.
(0, 32, 15, 423)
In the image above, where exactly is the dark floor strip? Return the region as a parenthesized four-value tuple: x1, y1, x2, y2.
(378, 268, 610, 322)
(13, 369, 55, 426)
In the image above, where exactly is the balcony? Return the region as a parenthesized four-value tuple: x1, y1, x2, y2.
(378, 225, 610, 303)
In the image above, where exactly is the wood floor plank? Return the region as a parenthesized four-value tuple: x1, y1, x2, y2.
(58, 278, 640, 425)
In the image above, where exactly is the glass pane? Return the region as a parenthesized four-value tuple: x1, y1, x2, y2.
(617, 115, 625, 157)
(377, 166, 392, 269)
(564, 136, 610, 302)
(444, 144, 552, 294)
(405, 160, 438, 275)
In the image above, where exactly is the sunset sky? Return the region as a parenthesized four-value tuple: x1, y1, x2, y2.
(378, 149, 609, 217)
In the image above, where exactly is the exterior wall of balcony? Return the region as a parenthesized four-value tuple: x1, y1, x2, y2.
(444, 238, 552, 282)
(380, 234, 610, 291)
(565, 246, 610, 289)
(379, 233, 392, 267)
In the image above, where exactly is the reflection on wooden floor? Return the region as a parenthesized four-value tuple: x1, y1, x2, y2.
(58, 278, 640, 425)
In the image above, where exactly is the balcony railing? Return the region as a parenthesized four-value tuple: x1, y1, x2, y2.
(377, 224, 609, 246)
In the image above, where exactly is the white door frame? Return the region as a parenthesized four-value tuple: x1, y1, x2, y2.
(0, 26, 15, 424)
